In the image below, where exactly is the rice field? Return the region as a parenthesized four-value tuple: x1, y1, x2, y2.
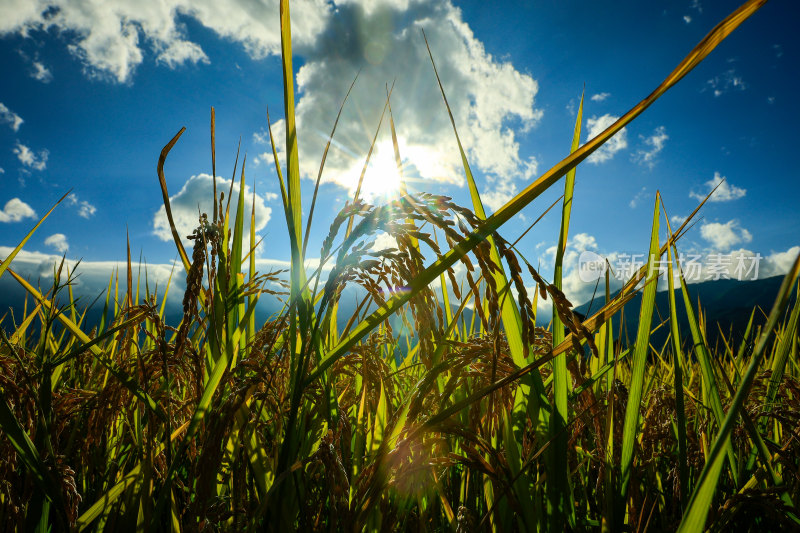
(2, 0, 799, 531)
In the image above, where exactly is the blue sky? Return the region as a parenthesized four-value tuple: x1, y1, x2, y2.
(1, 0, 798, 313)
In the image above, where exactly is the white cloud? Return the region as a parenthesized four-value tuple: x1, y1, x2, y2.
(761, 246, 800, 277)
(590, 92, 610, 102)
(371, 232, 398, 251)
(30, 60, 53, 82)
(0, 103, 23, 131)
(632, 126, 668, 168)
(706, 69, 746, 97)
(0, 0, 331, 83)
(263, 1, 543, 204)
(585, 114, 627, 164)
(152, 173, 273, 250)
(0, 198, 37, 223)
(13, 142, 48, 170)
(669, 247, 798, 283)
(683, 15, 692, 24)
(0, 247, 186, 305)
(155, 39, 209, 68)
(252, 128, 269, 145)
(68, 194, 98, 218)
(629, 186, 650, 209)
(44, 233, 69, 252)
(700, 219, 752, 250)
(689, 172, 746, 202)
(670, 214, 687, 226)
(78, 202, 97, 218)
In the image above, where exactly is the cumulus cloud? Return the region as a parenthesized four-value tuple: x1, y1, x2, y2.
(689, 172, 746, 202)
(590, 92, 610, 102)
(585, 114, 627, 164)
(632, 126, 667, 168)
(261, 0, 542, 205)
(700, 219, 752, 250)
(78, 202, 97, 218)
(30, 60, 53, 82)
(68, 194, 98, 218)
(44, 233, 69, 253)
(761, 246, 800, 277)
(706, 69, 746, 97)
(152, 173, 273, 250)
(683, 15, 692, 24)
(155, 39, 208, 69)
(0, 0, 331, 83)
(0, 198, 36, 223)
(13, 142, 48, 170)
(0, 103, 23, 131)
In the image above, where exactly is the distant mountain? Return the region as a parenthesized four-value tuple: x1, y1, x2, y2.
(573, 275, 788, 352)
(2, 270, 790, 355)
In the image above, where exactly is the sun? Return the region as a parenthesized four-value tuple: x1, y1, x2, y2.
(360, 141, 405, 201)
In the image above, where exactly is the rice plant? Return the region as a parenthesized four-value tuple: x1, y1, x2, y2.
(2, 0, 799, 531)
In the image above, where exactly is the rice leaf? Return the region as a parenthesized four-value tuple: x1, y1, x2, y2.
(618, 193, 661, 516)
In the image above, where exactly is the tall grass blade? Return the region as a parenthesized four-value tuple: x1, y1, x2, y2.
(548, 91, 583, 530)
(664, 212, 690, 508)
(618, 193, 661, 519)
(280, 0, 305, 294)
